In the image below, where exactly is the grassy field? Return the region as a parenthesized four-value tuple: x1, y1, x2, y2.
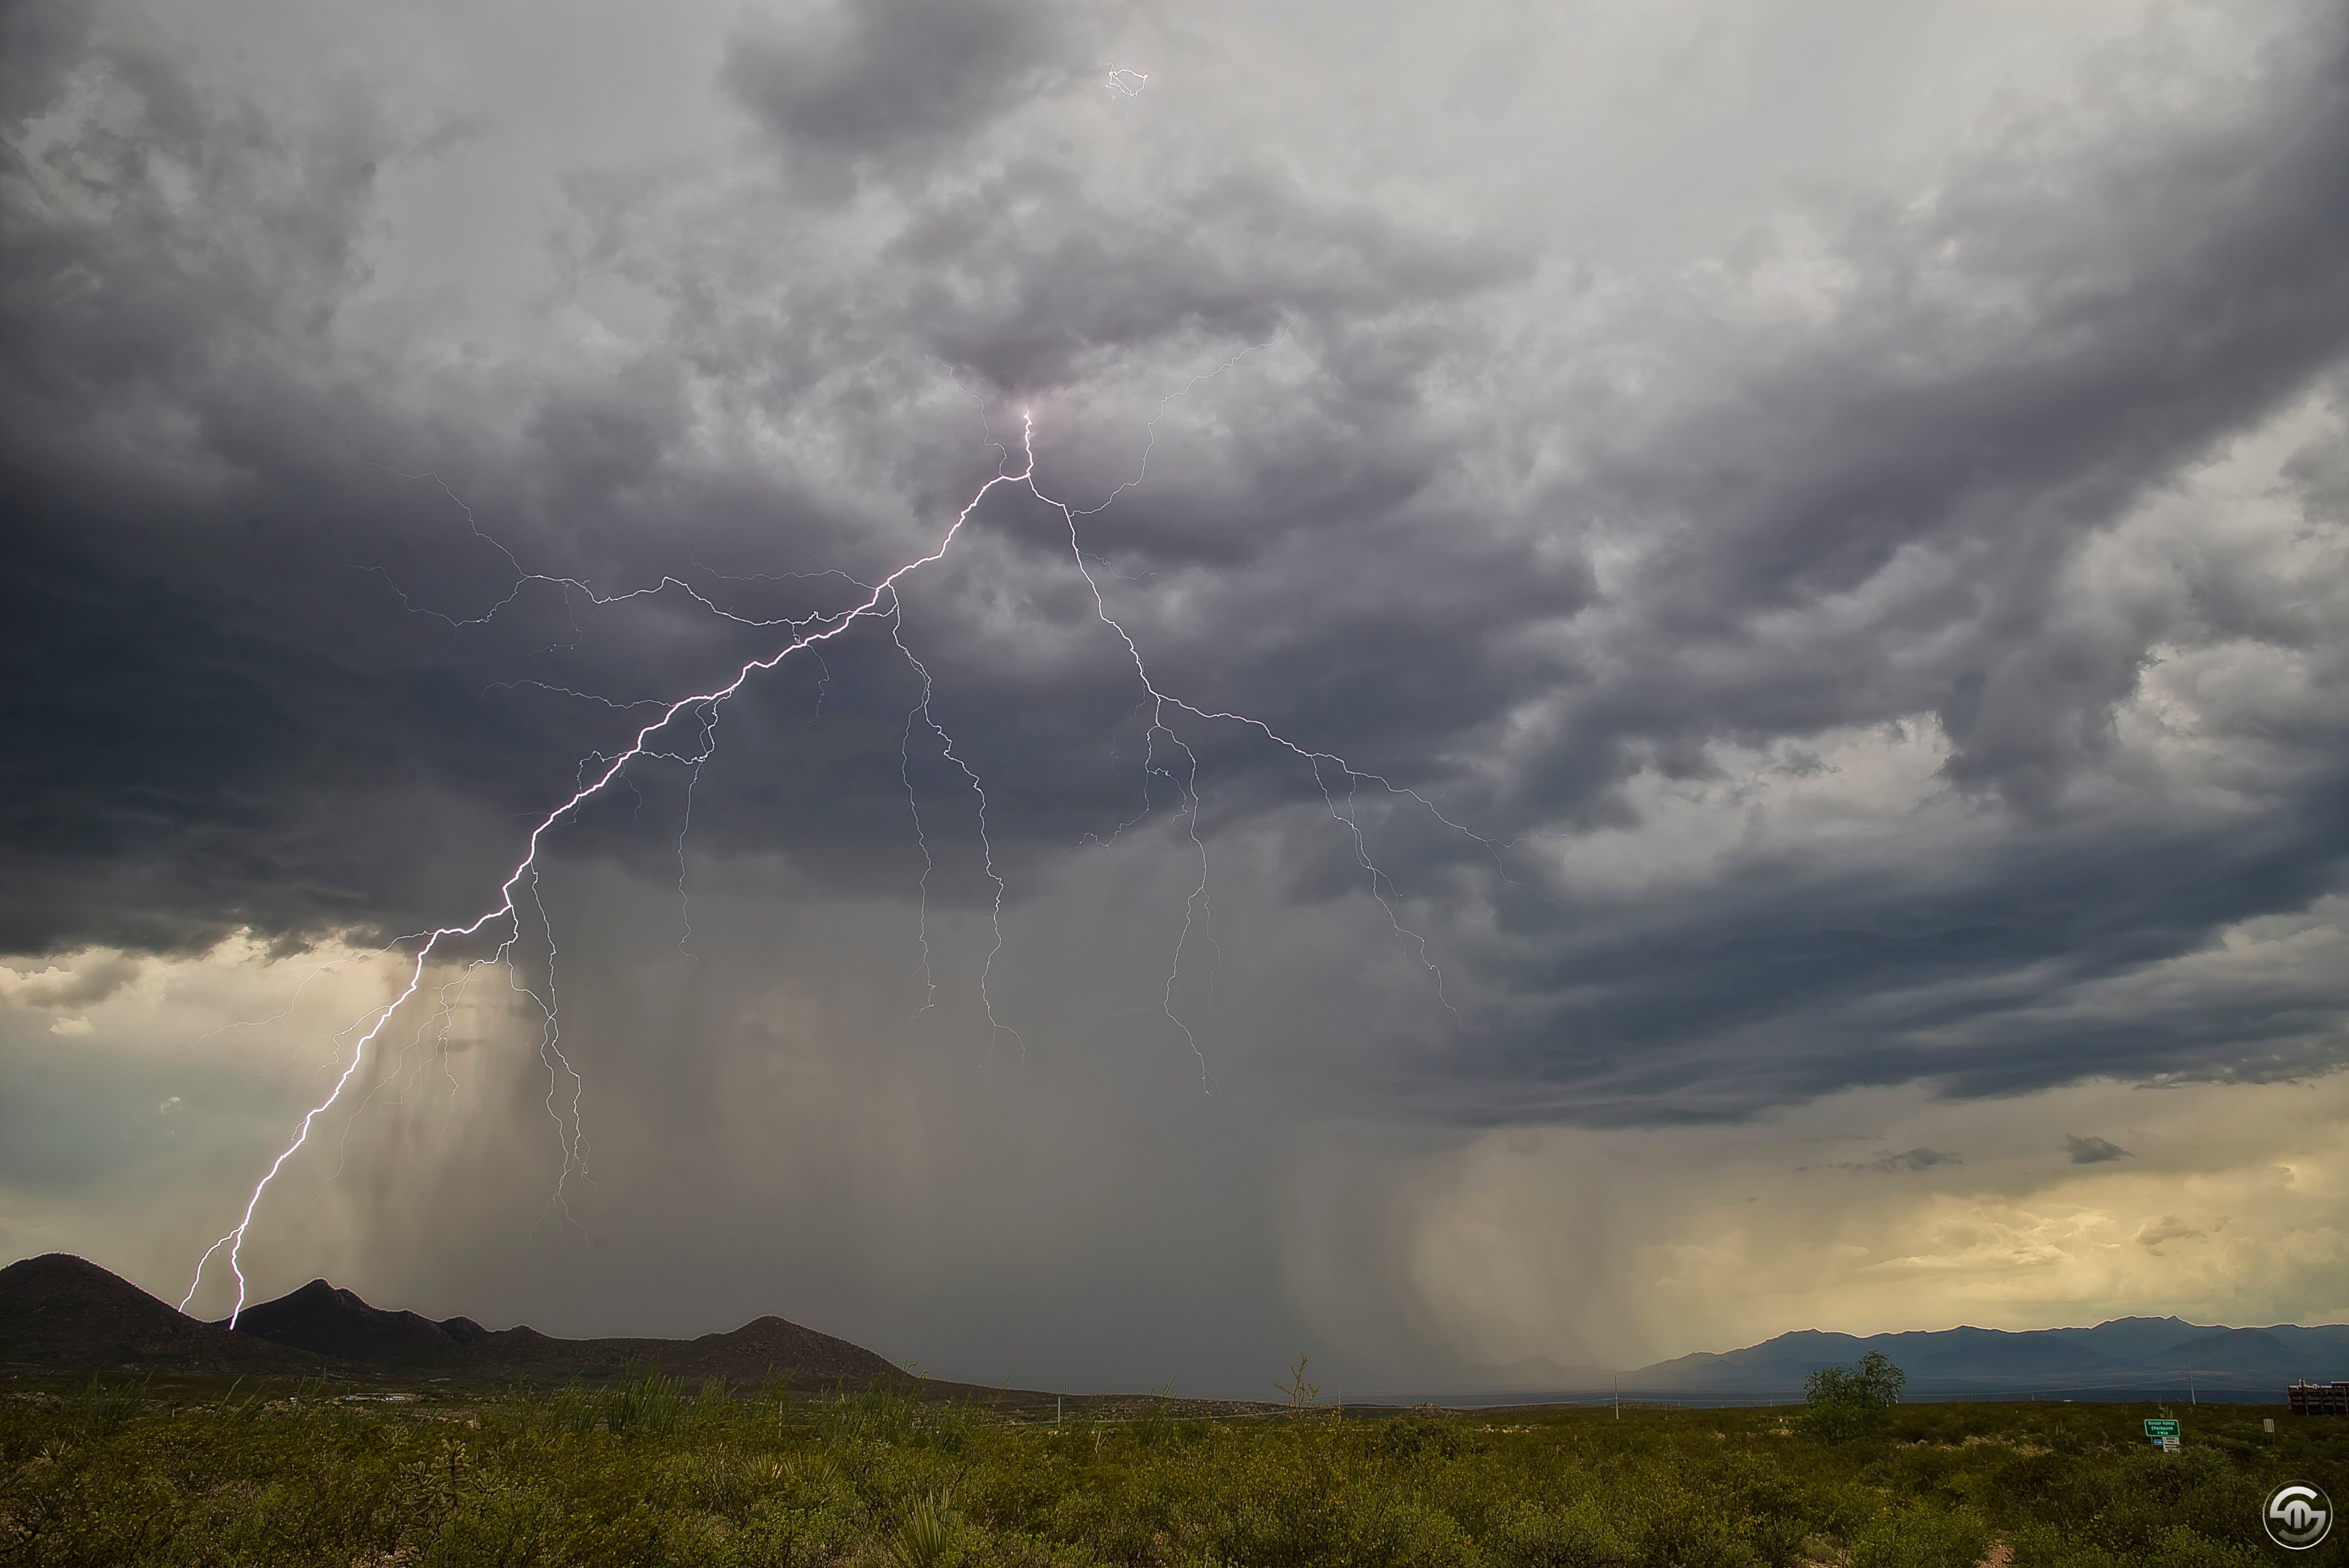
(3, 1372, 2344, 1567)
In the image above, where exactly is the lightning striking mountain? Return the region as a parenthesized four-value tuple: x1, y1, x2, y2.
(183, 380, 1501, 1324)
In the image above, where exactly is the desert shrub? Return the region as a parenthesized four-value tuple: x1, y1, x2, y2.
(1370, 1417, 1464, 1465)
(818, 1378, 932, 1446)
(1625, 1483, 1763, 1568)
(418, 1481, 563, 1568)
(3, 1383, 2340, 1567)
(69, 1372, 152, 1438)
(885, 1492, 961, 1568)
(1801, 1351, 1905, 1442)
(603, 1366, 697, 1436)
(1843, 1505, 1990, 1568)
(1486, 1494, 1637, 1567)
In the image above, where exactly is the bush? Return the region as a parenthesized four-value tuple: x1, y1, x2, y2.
(1, 1380, 2332, 1567)
(1844, 1507, 1989, 1568)
(1801, 1351, 1905, 1442)
(1488, 1496, 1637, 1567)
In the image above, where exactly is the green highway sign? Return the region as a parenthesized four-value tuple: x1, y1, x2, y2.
(2145, 1418, 2182, 1438)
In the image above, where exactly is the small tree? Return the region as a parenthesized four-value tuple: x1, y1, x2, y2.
(1277, 1354, 1321, 1418)
(1802, 1349, 1905, 1441)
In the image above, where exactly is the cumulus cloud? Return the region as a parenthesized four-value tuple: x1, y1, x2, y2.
(0, 956, 142, 1011)
(4, 0, 2348, 1384)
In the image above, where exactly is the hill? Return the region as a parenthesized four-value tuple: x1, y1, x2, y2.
(217, 1276, 905, 1386)
(0, 1254, 320, 1374)
(223, 1278, 484, 1361)
(1, 1254, 903, 1388)
(1611, 1315, 2349, 1402)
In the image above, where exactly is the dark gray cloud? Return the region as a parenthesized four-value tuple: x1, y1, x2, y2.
(7, 0, 2348, 1118)
(721, 0, 1111, 192)
(1804, 1146, 1960, 1174)
(5, 0, 2349, 1376)
(2066, 1134, 2131, 1164)
(1875, 1148, 1957, 1173)
(0, 0, 92, 126)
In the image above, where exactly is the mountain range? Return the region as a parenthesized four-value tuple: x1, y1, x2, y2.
(0, 1253, 901, 1388)
(1441, 1319, 2349, 1405)
(10, 1251, 2348, 1404)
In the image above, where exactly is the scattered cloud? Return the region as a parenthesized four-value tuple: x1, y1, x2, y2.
(2066, 1134, 2132, 1164)
(0, 957, 142, 1011)
(2135, 1215, 2206, 1253)
(1808, 1147, 1964, 1175)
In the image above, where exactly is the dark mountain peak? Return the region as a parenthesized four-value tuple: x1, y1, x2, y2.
(438, 1315, 490, 1345)
(225, 1277, 467, 1362)
(711, 1313, 838, 1341)
(0, 1253, 314, 1372)
(1757, 1329, 1863, 1347)
(9, 1255, 911, 1388)
(1705, 1328, 1866, 1367)
(680, 1314, 904, 1383)
(2, 1251, 138, 1309)
(268, 1278, 362, 1315)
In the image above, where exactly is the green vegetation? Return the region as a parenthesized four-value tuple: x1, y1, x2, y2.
(1801, 1352, 1906, 1444)
(3, 1373, 2345, 1567)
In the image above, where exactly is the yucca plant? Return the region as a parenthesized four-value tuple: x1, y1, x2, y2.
(73, 1372, 150, 1437)
(886, 1492, 958, 1568)
(596, 1365, 692, 1435)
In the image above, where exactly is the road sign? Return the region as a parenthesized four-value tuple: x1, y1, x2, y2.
(2144, 1418, 2182, 1438)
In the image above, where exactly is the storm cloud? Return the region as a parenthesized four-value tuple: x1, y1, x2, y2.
(5, 0, 2349, 1388)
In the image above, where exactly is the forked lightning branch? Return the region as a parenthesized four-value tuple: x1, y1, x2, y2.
(184, 385, 1499, 1324)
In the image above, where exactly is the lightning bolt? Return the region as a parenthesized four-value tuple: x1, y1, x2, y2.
(184, 369, 1503, 1321)
(888, 599, 1020, 1053)
(183, 453, 1037, 1322)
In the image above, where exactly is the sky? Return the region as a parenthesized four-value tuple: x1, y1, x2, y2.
(3, 0, 2348, 1399)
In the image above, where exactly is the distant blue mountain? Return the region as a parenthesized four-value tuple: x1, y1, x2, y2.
(1617, 1316, 2349, 1401)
